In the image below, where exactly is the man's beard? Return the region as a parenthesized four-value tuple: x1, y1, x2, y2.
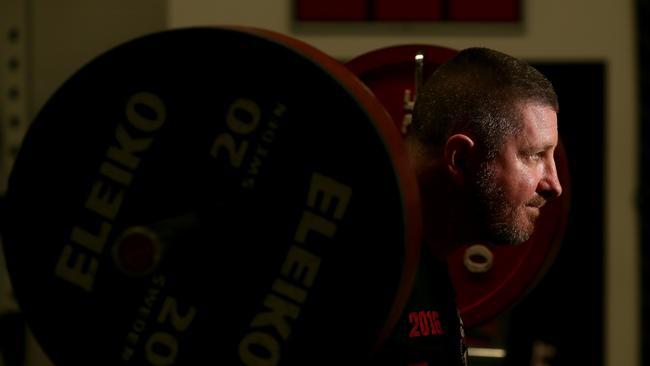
(473, 163, 543, 245)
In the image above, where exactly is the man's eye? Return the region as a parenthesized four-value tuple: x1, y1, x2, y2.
(529, 153, 543, 161)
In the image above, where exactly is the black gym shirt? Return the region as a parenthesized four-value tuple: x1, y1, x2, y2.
(372, 250, 468, 366)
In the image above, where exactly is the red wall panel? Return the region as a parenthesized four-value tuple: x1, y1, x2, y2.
(373, 0, 443, 21)
(296, 0, 520, 22)
(296, 0, 368, 20)
(449, 0, 519, 21)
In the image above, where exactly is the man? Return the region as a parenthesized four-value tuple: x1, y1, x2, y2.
(373, 47, 563, 365)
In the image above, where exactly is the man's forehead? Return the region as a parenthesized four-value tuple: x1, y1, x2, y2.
(514, 104, 558, 147)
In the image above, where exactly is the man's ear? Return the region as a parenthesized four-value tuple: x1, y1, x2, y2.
(444, 134, 476, 183)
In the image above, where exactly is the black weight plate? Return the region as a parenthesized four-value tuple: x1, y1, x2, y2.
(2, 27, 421, 365)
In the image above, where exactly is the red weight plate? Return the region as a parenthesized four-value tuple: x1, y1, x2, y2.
(346, 44, 571, 328)
(3, 27, 421, 364)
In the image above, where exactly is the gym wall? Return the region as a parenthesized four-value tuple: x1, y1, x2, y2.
(0, 1, 637, 366)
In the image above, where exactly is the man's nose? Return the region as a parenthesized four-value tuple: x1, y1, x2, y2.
(540, 157, 563, 199)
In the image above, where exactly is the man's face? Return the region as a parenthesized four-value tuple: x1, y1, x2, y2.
(474, 103, 562, 245)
